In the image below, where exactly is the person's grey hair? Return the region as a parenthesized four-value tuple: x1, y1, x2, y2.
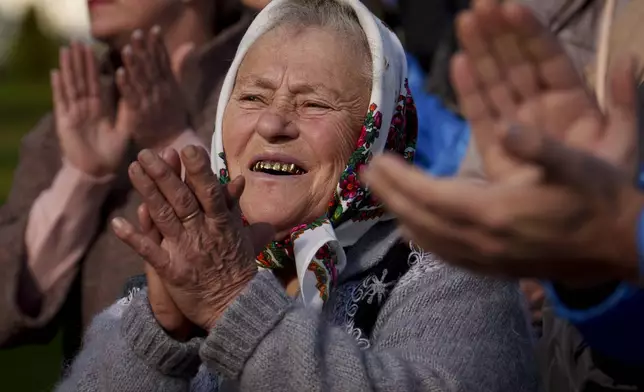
(269, 0, 373, 83)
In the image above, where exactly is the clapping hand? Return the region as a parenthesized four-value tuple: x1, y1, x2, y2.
(362, 0, 642, 286)
(52, 42, 130, 177)
(116, 27, 194, 151)
(364, 129, 641, 285)
(112, 147, 274, 331)
(452, 0, 636, 180)
(52, 27, 195, 177)
(135, 149, 193, 340)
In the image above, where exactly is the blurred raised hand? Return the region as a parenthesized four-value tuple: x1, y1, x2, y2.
(116, 27, 194, 151)
(51, 42, 130, 177)
(362, 0, 642, 286)
(451, 0, 637, 180)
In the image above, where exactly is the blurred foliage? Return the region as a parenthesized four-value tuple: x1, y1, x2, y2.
(0, 6, 62, 392)
(3, 7, 61, 81)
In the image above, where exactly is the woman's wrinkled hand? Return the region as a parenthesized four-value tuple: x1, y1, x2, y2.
(135, 149, 194, 339)
(51, 42, 130, 177)
(138, 201, 194, 341)
(112, 146, 274, 330)
(115, 26, 194, 151)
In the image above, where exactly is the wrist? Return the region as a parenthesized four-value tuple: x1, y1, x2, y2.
(203, 268, 256, 331)
(60, 158, 117, 193)
(63, 156, 121, 179)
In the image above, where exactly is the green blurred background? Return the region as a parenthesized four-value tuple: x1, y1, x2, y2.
(1, 8, 66, 392)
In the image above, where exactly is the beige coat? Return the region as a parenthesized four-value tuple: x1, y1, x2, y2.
(0, 13, 253, 357)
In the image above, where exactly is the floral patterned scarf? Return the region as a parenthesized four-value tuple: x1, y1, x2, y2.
(211, 0, 417, 309)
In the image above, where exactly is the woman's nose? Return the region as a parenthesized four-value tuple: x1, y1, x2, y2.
(255, 110, 299, 143)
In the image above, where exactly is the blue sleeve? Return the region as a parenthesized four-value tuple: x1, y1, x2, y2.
(544, 209, 644, 366)
(545, 283, 644, 365)
(405, 53, 470, 177)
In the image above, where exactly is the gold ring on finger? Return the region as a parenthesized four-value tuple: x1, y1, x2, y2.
(180, 210, 201, 223)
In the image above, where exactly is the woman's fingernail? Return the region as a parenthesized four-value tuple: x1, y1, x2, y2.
(162, 148, 177, 162)
(132, 29, 143, 39)
(111, 217, 125, 232)
(139, 149, 155, 164)
(122, 45, 132, 55)
(151, 25, 161, 35)
(183, 145, 198, 159)
(129, 162, 143, 177)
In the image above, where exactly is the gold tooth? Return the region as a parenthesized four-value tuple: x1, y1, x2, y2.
(254, 160, 304, 174)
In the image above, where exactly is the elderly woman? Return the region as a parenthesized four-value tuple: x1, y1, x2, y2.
(55, 0, 538, 391)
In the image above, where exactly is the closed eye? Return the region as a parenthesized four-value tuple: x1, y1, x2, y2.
(305, 102, 331, 109)
(241, 95, 260, 102)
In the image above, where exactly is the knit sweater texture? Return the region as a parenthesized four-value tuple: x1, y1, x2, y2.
(56, 222, 539, 391)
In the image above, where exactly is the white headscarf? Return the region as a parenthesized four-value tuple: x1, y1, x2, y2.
(211, 0, 417, 309)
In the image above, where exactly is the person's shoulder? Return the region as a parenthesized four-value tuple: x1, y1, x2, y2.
(21, 112, 57, 149)
(82, 289, 141, 345)
(393, 244, 522, 308)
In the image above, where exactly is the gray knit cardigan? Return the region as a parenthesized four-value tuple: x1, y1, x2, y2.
(55, 222, 539, 391)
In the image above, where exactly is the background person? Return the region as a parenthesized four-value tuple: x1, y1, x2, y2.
(0, 0, 252, 364)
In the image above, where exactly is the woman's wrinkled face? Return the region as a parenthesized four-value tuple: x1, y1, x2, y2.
(87, 0, 182, 47)
(222, 25, 370, 237)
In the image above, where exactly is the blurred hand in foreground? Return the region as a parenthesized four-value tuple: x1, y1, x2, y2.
(451, 0, 636, 180)
(361, 0, 642, 286)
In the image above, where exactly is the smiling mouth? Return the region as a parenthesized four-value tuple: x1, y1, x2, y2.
(250, 161, 306, 176)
